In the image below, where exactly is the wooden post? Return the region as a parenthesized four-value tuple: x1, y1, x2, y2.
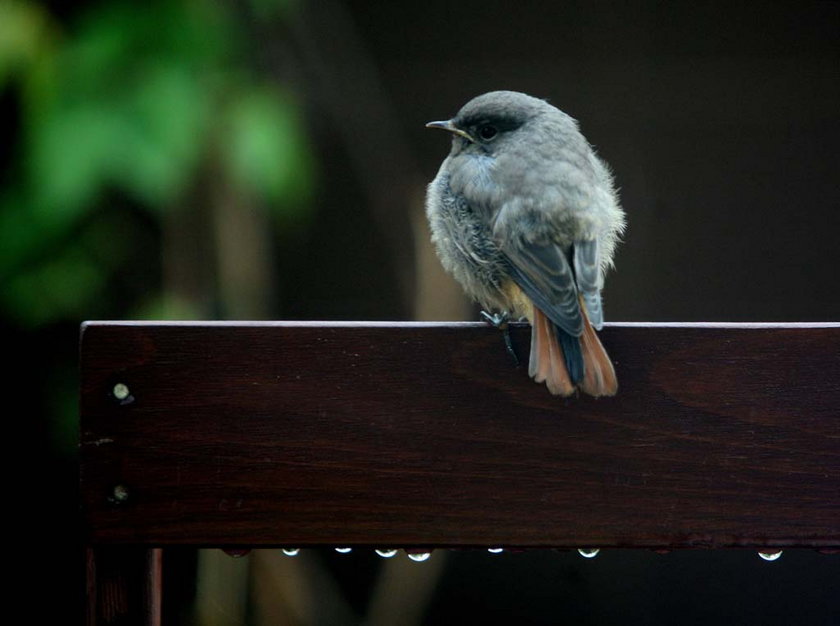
(86, 547, 161, 626)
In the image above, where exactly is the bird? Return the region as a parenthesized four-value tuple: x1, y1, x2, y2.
(424, 90, 625, 397)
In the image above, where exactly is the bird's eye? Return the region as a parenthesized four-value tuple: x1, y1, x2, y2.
(477, 124, 498, 141)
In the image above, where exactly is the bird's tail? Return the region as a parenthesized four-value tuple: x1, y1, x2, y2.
(528, 299, 617, 398)
(528, 307, 576, 397)
(577, 295, 618, 397)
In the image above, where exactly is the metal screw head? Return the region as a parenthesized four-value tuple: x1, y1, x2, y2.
(109, 484, 130, 505)
(111, 382, 134, 405)
(112, 383, 129, 400)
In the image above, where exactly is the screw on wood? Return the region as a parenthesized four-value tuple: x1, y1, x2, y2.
(109, 484, 130, 505)
(111, 382, 135, 406)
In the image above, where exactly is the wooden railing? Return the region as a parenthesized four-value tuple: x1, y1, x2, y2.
(80, 321, 840, 624)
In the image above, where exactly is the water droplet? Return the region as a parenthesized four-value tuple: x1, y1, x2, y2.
(577, 548, 600, 559)
(758, 550, 783, 561)
(223, 549, 250, 558)
(335, 547, 353, 554)
(487, 548, 504, 554)
(375, 549, 398, 558)
(281, 548, 300, 556)
(407, 552, 431, 562)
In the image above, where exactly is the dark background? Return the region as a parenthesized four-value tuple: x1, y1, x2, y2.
(3, 0, 838, 623)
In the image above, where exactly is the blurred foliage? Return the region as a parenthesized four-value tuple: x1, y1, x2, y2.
(0, 0, 315, 327)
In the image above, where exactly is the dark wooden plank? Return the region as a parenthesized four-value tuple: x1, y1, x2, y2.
(80, 322, 840, 549)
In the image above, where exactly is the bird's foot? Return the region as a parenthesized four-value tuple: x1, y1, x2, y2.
(480, 310, 519, 367)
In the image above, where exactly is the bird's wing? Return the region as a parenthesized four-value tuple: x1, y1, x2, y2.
(581, 291, 604, 330)
(573, 239, 604, 330)
(501, 238, 583, 337)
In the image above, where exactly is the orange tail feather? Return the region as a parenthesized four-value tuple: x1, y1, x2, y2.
(578, 295, 618, 397)
(528, 307, 576, 397)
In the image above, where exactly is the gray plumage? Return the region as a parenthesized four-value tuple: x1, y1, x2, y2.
(425, 90, 625, 395)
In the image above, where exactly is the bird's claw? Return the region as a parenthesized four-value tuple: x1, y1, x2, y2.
(480, 310, 519, 367)
(480, 310, 509, 329)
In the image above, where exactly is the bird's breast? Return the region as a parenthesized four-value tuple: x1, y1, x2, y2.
(426, 170, 511, 310)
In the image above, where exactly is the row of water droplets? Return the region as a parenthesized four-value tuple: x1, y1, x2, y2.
(272, 547, 785, 561)
(278, 547, 428, 561)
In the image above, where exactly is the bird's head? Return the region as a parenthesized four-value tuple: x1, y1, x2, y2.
(426, 91, 563, 157)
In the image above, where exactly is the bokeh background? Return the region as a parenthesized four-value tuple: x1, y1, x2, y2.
(3, 0, 838, 623)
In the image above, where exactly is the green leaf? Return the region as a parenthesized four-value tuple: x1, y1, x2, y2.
(28, 101, 124, 217)
(223, 85, 315, 212)
(0, 0, 53, 84)
(113, 63, 210, 208)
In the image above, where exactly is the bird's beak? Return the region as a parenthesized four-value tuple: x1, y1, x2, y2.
(426, 119, 474, 142)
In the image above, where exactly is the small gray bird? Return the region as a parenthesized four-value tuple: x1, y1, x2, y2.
(425, 91, 625, 397)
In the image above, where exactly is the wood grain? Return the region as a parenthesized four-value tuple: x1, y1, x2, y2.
(86, 547, 161, 626)
(80, 322, 840, 549)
